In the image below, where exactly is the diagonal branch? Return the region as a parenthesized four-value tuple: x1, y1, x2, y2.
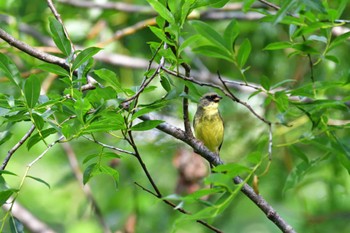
(1, 125, 35, 170)
(139, 114, 295, 233)
(126, 130, 222, 232)
(0, 28, 68, 69)
(134, 182, 223, 233)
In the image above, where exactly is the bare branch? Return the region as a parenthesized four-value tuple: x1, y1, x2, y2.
(83, 136, 135, 156)
(139, 114, 295, 233)
(134, 182, 223, 233)
(47, 0, 75, 53)
(0, 28, 68, 69)
(1, 125, 35, 170)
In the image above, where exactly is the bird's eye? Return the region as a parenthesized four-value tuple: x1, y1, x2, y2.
(210, 95, 217, 100)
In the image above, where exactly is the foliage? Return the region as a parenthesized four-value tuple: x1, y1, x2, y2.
(0, 0, 350, 232)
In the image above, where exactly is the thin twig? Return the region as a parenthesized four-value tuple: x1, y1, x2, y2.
(121, 43, 166, 105)
(83, 136, 135, 156)
(134, 182, 223, 233)
(28, 136, 64, 167)
(47, 0, 75, 52)
(126, 131, 161, 197)
(1, 125, 36, 170)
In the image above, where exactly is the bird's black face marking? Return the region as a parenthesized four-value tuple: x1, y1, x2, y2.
(205, 93, 222, 103)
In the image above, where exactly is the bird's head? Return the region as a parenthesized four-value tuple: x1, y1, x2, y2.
(198, 92, 222, 110)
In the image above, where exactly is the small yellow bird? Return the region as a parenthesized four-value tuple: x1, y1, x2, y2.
(193, 92, 224, 158)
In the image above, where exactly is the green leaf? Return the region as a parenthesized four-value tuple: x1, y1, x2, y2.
(193, 45, 233, 62)
(330, 135, 350, 173)
(283, 155, 324, 192)
(83, 163, 98, 184)
(131, 120, 164, 131)
(0, 130, 12, 146)
(243, 0, 256, 12)
(264, 41, 292, 50)
(149, 26, 176, 46)
(0, 170, 17, 176)
(27, 128, 57, 150)
(0, 189, 16, 206)
(83, 153, 99, 164)
(83, 152, 121, 164)
(328, 31, 350, 51)
(237, 38, 251, 67)
(62, 119, 81, 139)
(147, 0, 175, 24)
(290, 145, 309, 163)
(260, 76, 270, 91)
(325, 55, 339, 64)
(26, 175, 51, 189)
(9, 216, 24, 233)
(37, 63, 69, 77)
(0, 54, 21, 88)
(273, 0, 297, 25)
(223, 20, 239, 51)
(32, 113, 44, 130)
(192, 21, 230, 52)
(99, 165, 119, 189)
(132, 102, 167, 120)
(184, 187, 224, 201)
(74, 98, 92, 123)
(271, 79, 296, 89)
(49, 17, 71, 56)
(72, 47, 101, 71)
(160, 75, 171, 92)
(213, 163, 252, 177)
(178, 35, 201, 54)
(24, 75, 40, 109)
(82, 114, 125, 133)
(94, 69, 123, 92)
(274, 91, 289, 112)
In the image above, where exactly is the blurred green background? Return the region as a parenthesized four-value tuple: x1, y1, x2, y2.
(1, 0, 350, 232)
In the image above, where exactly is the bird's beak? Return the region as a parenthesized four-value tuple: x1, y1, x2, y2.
(213, 95, 222, 102)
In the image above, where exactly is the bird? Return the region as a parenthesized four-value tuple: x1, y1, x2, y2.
(193, 92, 224, 160)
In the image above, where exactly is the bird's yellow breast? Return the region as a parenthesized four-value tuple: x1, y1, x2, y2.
(194, 107, 224, 154)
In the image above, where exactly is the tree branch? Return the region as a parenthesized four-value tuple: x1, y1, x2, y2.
(139, 114, 295, 233)
(1, 125, 35, 170)
(0, 28, 68, 69)
(134, 182, 223, 233)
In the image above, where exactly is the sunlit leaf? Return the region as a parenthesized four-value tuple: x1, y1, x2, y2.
(37, 63, 69, 77)
(71, 47, 101, 71)
(94, 69, 123, 92)
(0, 54, 21, 88)
(131, 120, 164, 131)
(27, 128, 57, 150)
(26, 175, 51, 189)
(83, 163, 98, 184)
(192, 21, 230, 52)
(147, 0, 175, 24)
(24, 75, 40, 109)
(49, 17, 71, 56)
(237, 38, 251, 67)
